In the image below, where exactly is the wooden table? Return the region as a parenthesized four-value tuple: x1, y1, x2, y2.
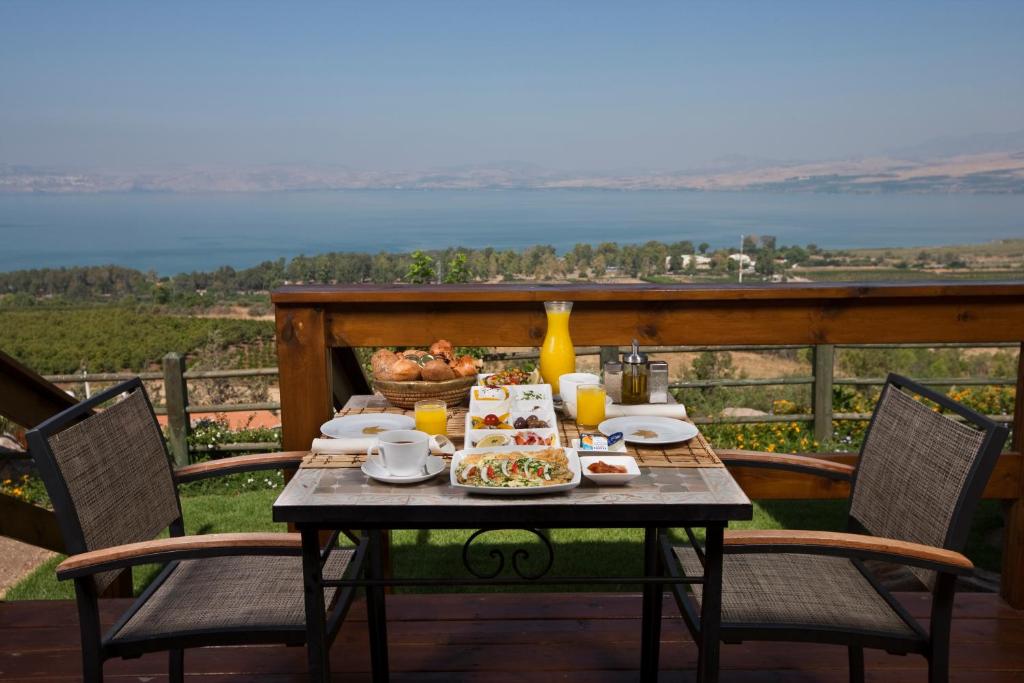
(273, 398, 752, 683)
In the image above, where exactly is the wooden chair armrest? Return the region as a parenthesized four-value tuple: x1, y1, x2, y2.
(717, 449, 855, 481)
(56, 532, 302, 580)
(173, 451, 307, 483)
(723, 529, 973, 574)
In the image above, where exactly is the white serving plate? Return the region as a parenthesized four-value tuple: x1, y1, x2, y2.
(597, 416, 699, 445)
(320, 413, 415, 439)
(579, 455, 641, 486)
(450, 446, 581, 495)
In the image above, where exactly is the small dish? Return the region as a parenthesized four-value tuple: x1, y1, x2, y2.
(579, 455, 641, 485)
(361, 455, 446, 484)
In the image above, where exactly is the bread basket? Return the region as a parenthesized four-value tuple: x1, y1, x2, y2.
(373, 375, 476, 409)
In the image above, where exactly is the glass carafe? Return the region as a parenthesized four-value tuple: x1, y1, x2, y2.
(539, 300, 576, 395)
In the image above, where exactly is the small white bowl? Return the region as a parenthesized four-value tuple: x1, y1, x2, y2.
(579, 455, 641, 486)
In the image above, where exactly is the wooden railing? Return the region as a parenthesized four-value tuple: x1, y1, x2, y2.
(25, 341, 1016, 463)
(271, 281, 1024, 607)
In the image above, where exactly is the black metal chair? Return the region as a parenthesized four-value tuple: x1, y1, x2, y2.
(665, 373, 1008, 683)
(27, 378, 365, 683)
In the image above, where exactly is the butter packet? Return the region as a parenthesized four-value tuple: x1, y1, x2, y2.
(580, 433, 609, 450)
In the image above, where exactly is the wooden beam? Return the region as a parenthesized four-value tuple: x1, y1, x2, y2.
(0, 350, 79, 428)
(812, 344, 835, 443)
(275, 305, 333, 451)
(162, 352, 190, 468)
(0, 493, 64, 553)
(1001, 343, 1024, 608)
(272, 281, 1024, 305)
(727, 452, 1021, 501)
(320, 297, 1024, 347)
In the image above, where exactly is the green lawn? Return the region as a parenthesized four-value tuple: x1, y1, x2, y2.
(4, 487, 1005, 600)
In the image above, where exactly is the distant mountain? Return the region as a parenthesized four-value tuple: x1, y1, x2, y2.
(888, 130, 1024, 160)
(3, 133, 1024, 194)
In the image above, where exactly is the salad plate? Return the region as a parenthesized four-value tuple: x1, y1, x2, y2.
(597, 416, 699, 445)
(320, 413, 415, 439)
(450, 446, 581, 495)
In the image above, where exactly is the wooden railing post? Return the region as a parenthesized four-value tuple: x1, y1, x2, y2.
(162, 352, 191, 468)
(1000, 342, 1024, 608)
(812, 344, 835, 444)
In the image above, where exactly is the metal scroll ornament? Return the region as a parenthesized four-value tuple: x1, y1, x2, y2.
(461, 528, 554, 580)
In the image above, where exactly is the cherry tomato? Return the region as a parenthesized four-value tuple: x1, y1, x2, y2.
(486, 466, 495, 480)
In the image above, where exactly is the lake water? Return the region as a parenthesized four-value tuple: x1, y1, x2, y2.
(1, 190, 1022, 275)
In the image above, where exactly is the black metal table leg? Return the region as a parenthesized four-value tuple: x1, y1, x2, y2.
(301, 526, 330, 683)
(366, 528, 390, 682)
(698, 523, 724, 683)
(640, 526, 663, 682)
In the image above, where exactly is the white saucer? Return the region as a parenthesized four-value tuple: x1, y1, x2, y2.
(361, 455, 446, 484)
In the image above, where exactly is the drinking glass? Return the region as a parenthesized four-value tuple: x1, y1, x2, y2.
(576, 384, 607, 430)
(414, 399, 447, 436)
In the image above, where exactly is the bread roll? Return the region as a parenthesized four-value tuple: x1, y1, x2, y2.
(370, 349, 399, 378)
(429, 339, 454, 362)
(452, 355, 479, 377)
(389, 358, 422, 381)
(421, 359, 456, 381)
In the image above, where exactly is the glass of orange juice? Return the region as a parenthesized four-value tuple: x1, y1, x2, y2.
(576, 384, 607, 431)
(414, 399, 447, 436)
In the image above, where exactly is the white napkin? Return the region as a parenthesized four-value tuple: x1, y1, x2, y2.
(311, 436, 455, 456)
(605, 403, 687, 419)
(563, 401, 687, 420)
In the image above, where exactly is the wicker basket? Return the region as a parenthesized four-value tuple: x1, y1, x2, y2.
(372, 375, 476, 409)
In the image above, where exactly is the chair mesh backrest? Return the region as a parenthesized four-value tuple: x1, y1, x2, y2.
(46, 388, 180, 592)
(849, 384, 986, 588)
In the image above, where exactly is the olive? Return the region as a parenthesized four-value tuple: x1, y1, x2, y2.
(513, 417, 529, 429)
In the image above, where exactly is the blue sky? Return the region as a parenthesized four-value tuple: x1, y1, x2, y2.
(1, 1, 1022, 170)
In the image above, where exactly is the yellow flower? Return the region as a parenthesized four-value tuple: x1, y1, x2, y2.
(766, 444, 777, 452)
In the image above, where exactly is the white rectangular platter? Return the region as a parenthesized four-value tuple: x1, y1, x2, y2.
(449, 445, 581, 495)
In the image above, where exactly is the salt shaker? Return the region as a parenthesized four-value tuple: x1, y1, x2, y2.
(648, 360, 669, 403)
(621, 339, 649, 405)
(603, 360, 623, 403)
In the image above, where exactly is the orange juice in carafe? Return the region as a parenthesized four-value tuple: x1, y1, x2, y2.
(539, 301, 576, 395)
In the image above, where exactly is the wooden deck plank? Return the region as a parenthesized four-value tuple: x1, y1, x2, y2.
(1, 593, 1022, 681)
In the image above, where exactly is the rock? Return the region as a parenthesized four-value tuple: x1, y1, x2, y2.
(720, 407, 769, 418)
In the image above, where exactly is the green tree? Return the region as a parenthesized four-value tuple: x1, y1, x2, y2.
(443, 252, 472, 284)
(698, 242, 710, 254)
(406, 251, 436, 284)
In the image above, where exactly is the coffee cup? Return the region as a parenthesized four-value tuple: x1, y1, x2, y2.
(367, 430, 430, 477)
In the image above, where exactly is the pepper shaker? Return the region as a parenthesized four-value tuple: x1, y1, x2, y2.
(648, 360, 669, 403)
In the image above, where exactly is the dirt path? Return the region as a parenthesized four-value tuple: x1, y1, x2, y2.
(0, 536, 54, 598)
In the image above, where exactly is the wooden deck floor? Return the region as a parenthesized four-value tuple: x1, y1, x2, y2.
(1, 592, 1021, 681)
